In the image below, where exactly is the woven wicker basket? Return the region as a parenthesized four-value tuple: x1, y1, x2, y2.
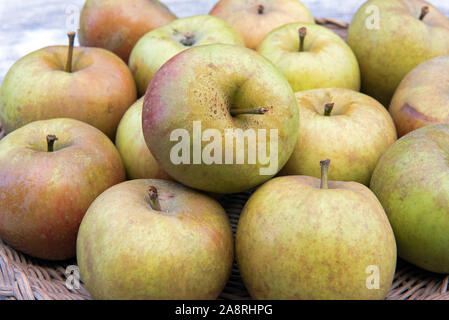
(0, 19, 448, 301)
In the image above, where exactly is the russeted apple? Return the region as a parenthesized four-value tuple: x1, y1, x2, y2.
(258, 24, 360, 92)
(76, 179, 234, 300)
(281, 88, 397, 185)
(210, 0, 315, 50)
(129, 14, 244, 96)
(347, 0, 449, 106)
(237, 160, 397, 300)
(0, 32, 137, 139)
(390, 56, 449, 137)
(0, 118, 126, 260)
(115, 98, 170, 180)
(79, 0, 177, 63)
(142, 44, 299, 194)
(371, 124, 449, 274)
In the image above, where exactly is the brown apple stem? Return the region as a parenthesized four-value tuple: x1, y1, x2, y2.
(299, 27, 307, 52)
(230, 107, 268, 116)
(324, 103, 334, 116)
(148, 186, 162, 211)
(419, 6, 430, 20)
(320, 159, 331, 189)
(46, 135, 58, 152)
(181, 33, 195, 46)
(66, 31, 76, 73)
(257, 4, 264, 14)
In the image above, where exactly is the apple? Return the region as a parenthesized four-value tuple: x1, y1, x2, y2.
(347, 0, 449, 106)
(390, 55, 449, 137)
(115, 98, 170, 180)
(142, 44, 299, 194)
(79, 0, 177, 63)
(76, 179, 234, 300)
(210, 0, 315, 50)
(258, 24, 360, 92)
(371, 124, 449, 274)
(0, 32, 137, 139)
(0, 118, 126, 260)
(237, 159, 397, 300)
(281, 88, 397, 185)
(129, 14, 244, 96)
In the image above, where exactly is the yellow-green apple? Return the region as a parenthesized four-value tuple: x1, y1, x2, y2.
(237, 159, 397, 300)
(0, 118, 125, 260)
(79, 0, 177, 63)
(258, 24, 360, 92)
(210, 0, 315, 50)
(347, 0, 449, 106)
(390, 56, 449, 137)
(77, 179, 234, 299)
(281, 88, 397, 185)
(0, 32, 137, 139)
(142, 44, 299, 194)
(371, 124, 449, 274)
(129, 14, 244, 96)
(115, 98, 170, 180)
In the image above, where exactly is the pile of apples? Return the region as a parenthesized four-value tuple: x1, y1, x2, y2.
(0, 0, 448, 300)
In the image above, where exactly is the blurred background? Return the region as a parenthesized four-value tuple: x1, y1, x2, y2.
(1, 0, 449, 84)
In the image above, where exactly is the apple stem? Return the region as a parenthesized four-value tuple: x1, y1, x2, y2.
(299, 27, 307, 52)
(320, 159, 331, 189)
(148, 186, 162, 211)
(66, 31, 76, 73)
(46, 135, 58, 152)
(257, 4, 264, 14)
(230, 107, 268, 116)
(181, 33, 195, 46)
(420, 6, 430, 20)
(324, 103, 334, 116)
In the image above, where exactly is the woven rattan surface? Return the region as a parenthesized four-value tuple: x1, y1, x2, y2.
(0, 20, 448, 301)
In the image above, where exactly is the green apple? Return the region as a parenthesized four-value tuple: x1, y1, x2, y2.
(142, 44, 299, 194)
(258, 24, 360, 92)
(347, 0, 449, 106)
(237, 160, 397, 300)
(77, 179, 234, 300)
(0, 118, 125, 260)
(79, 0, 177, 63)
(281, 88, 397, 185)
(115, 98, 170, 180)
(0, 32, 137, 139)
(390, 55, 449, 137)
(371, 124, 449, 274)
(129, 15, 244, 96)
(210, 0, 315, 50)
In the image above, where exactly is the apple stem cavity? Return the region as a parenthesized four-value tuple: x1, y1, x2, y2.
(230, 107, 268, 116)
(320, 159, 331, 189)
(181, 33, 195, 47)
(324, 103, 334, 116)
(66, 31, 76, 73)
(299, 27, 307, 52)
(420, 6, 430, 20)
(46, 135, 58, 152)
(148, 186, 162, 212)
(257, 4, 264, 15)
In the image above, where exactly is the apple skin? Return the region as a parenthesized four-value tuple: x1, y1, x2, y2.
(347, 0, 449, 106)
(258, 23, 360, 92)
(79, 0, 177, 63)
(390, 56, 449, 138)
(76, 179, 234, 300)
(142, 44, 299, 194)
(210, 0, 315, 50)
(236, 175, 397, 300)
(0, 46, 137, 139)
(370, 124, 449, 274)
(115, 98, 170, 180)
(129, 15, 244, 96)
(0, 118, 126, 260)
(281, 88, 397, 185)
